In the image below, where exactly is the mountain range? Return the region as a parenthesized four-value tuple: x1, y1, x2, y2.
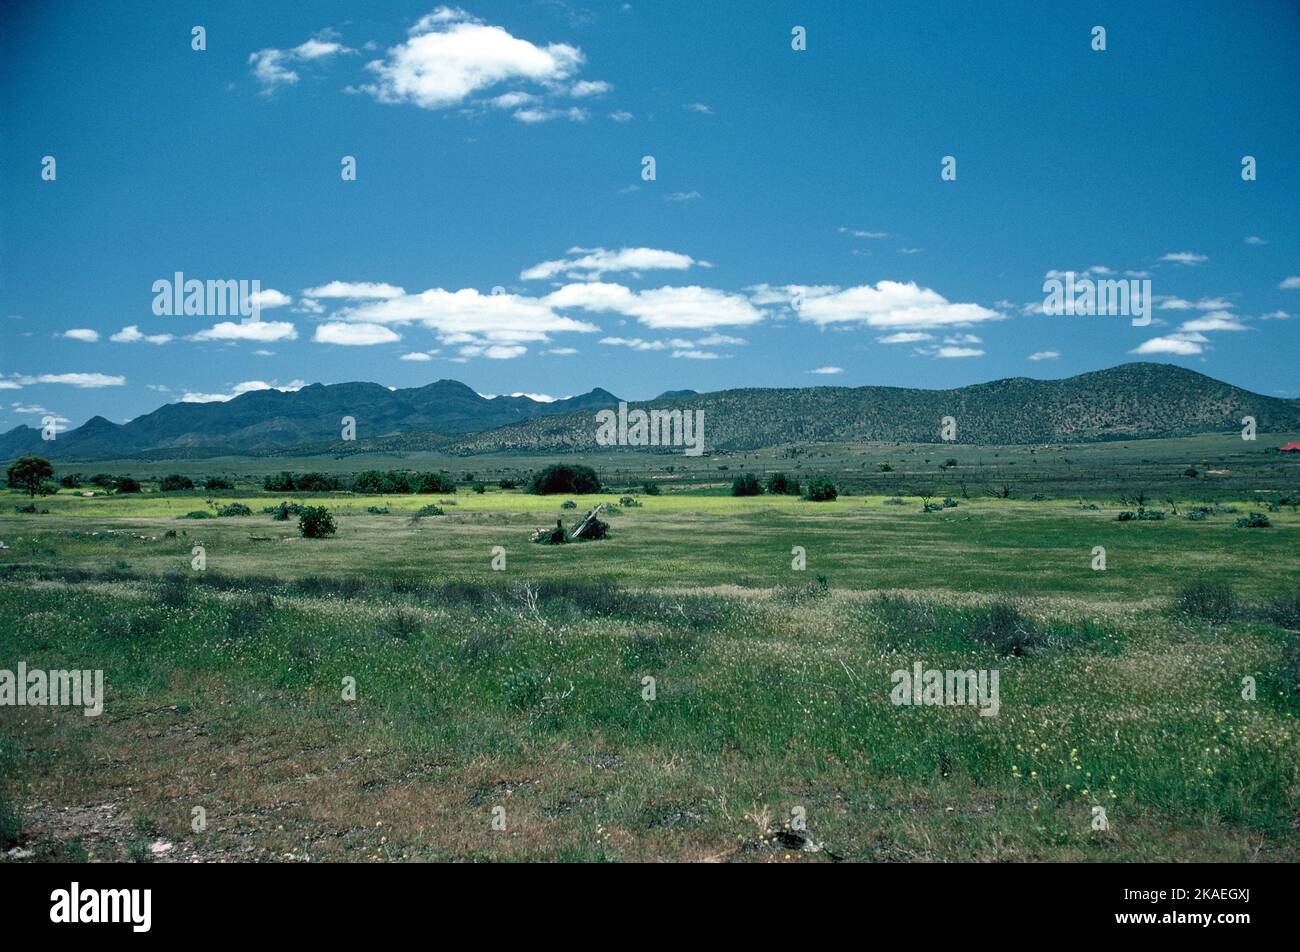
(3, 364, 1297, 461)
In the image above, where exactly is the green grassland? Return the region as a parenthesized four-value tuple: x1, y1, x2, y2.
(1, 435, 1297, 862)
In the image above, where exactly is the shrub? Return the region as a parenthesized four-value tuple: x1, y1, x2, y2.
(412, 504, 444, 518)
(642, 481, 662, 496)
(365, 505, 389, 514)
(473, 482, 486, 494)
(296, 472, 344, 492)
(528, 463, 601, 495)
(966, 602, 1053, 656)
(264, 472, 297, 492)
(416, 471, 457, 494)
(803, 477, 838, 502)
(1235, 512, 1271, 528)
(204, 476, 235, 491)
(267, 501, 305, 521)
(619, 496, 642, 507)
(731, 474, 762, 496)
(216, 503, 252, 517)
(115, 477, 141, 494)
(498, 478, 518, 490)
(89, 474, 118, 489)
(943, 458, 958, 468)
(1184, 468, 1199, 478)
(158, 474, 194, 492)
(1173, 577, 1238, 623)
(942, 497, 959, 508)
(58, 473, 82, 489)
(179, 510, 213, 519)
(764, 472, 801, 495)
(298, 506, 336, 538)
(883, 497, 906, 505)
(878, 463, 893, 472)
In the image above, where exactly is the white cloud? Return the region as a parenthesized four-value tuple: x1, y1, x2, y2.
(190, 321, 298, 343)
(458, 343, 527, 359)
(1158, 296, 1234, 311)
(487, 90, 537, 109)
(608, 110, 633, 122)
(809, 366, 843, 374)
(839, 227, 888, 239)
(314, 322, 401, 345)
(13, 372, 126, 388)
(361, 15, 584, 110)
(513, 106, 587, 123)
(684, 102, 712, 114)
(510, 392, 557, 402)
(180, 379, 305, 404)
(1260, 310, 1292, 320)
(1244, 235, 1267, 245)
(877, 331, 933, 344)
(1179, 312, 1249, 333)
(303, 281, 406, 299)
(1160, 252, 1207, 265)
(339, 287, 598, 343)
(400, 352, 434, 361)
(929, 346, 984, 358)
(547, 282, 764, 329)
(672, 349, 718, 360)
(1130, 333, 1206, 356)
(570, 80, 611, 97)
(788, 281, 1001, 330)
(667, 191, 700, 202)
(521, 246, 699, 281)
(1280, 276, 1300, 290)
(111, 325, 173, 344)
(249, 288, 292, 310)
(250, 32, 352, 89)
(1027, 351, 1060, 361)
(62, 329, 99, 342)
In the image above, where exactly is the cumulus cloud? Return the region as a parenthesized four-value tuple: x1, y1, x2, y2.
(250, 32, 353, 90)
(785, 281, 1001, 330)
(1280, 276, 1300, 290)
(400, 352, 435, 361)
(361, 12, 584, 110)
(877, 331, 933, 344)
(546, 282, 763, 329)
(111, 325, 173, 344)
(1159, 252, 1207, 265)
(521, 246, 700, 281)
(338, 287, 598, 342)
(1178, 312, 1249, 333)
(809, 366, 843, 374)
(303, 281, 406, 299)
(249, 288, 292, 310)
(314, 322, 401, 345)
(1130, 332, 1207, 356)
(569, 80, 610, 97)
(1027, 351, 1060, 361)
(180, 380, 305, 404)
(512, 106, 586, 123)
(10, 372, 126, 388)
(62, 329, 99, 342)
(190, 321, 298, 343)
(684, 102, 712, 114)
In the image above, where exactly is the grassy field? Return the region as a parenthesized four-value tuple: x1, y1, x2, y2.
(1, 439, 1298, 862)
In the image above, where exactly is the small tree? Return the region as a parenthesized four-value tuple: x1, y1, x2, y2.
(7, 456, 53, 498)
(764, 472, 800, 496)
(159, 474, 194, 492)
(731, 473, 761, 496)
(298, 506, 336, 538)
(528, 463, 601, 495)
(803, 476, 838, 502)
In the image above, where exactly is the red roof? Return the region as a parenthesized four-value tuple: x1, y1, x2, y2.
(1280, 442, 1300, 452)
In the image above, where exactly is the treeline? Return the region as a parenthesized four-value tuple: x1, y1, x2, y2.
(263, 470, 458, 494)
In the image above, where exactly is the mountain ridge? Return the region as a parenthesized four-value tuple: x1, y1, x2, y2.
(4, 363, 1298, 461)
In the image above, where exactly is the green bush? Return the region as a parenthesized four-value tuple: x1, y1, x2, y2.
(415, 471, 457, 494)
(298, 506, 336, 538)
(1173, 576, 1238, 623)
(179, 510, 213, 519)
(115, 477, 141, 494)
(216, 503, 252, 517)
(528, 463, 601, 495)
(731, 474, 761, 496)
(803, 477, 838, 502)
(764, 472, 800, 495)
(204, 476, 235, 490)
(1235, 512, 1270, 528)
(642, 481, 662, 496)
(159, 474, 194, 492)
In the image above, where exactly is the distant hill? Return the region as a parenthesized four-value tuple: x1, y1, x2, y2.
(441, 363, 1300, 454)
(3, 363, 1297, 461)
(0, 380, 621, 460)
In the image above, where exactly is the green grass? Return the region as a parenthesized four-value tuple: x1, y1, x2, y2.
(1, 436, 1298, 862)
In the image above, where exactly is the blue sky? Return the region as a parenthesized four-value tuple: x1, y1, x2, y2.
(2, 0, 1298, 432)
